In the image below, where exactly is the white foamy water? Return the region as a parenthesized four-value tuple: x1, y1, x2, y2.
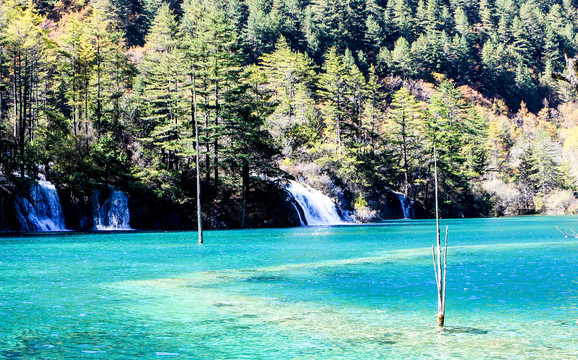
(93, 187, 131, 230)
(14, 176, 67, 231)
(285, 180, 348, 226)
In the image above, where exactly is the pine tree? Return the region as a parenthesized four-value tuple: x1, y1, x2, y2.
(86, 5, 132, 141)
(259, 37, 317, 154)
(518, 2, 545, 66)
(389, 37, 413, 78)
(245, 0, 280, 60)
(425, 0, 443, 32)
(454, 7, 471, 39)
(2, 3, 50, 177)
(388, 0, 415, 41)
(410, 34, 431, 78)
(302, 5, 323, 58)
(195, 5, 243, 193)
(528, 130, 567, 194)
(362, 65, 384, 151)
(387, 87, 423, 196)
(343, 0, 368, 52)
(221, 65, 279, 227)
(365, 0, 386, 50)
(318, 46, 348, 150)
(343, 51, 367, 148)
(424, 81, 471, 214)
(479, 0, 495, 40)
(546, 4, 565, 34)
(145, 3, 179, 52)
(136, 4, 186, 175)
(415, 0, 428, 33)
(270, 0, 305, 51)
(510, 16, 533, 66)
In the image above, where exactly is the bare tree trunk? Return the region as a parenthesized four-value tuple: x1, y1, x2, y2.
(432, 143, 448, 329)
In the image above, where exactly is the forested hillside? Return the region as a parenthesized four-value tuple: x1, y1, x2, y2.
(1, 0, 578, 230)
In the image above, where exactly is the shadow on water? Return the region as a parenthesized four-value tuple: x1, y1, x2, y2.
(440, 326, 489, 335)
(242, 274, 285, 282)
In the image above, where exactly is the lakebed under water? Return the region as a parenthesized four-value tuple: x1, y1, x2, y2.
(1, 216, 577, 359)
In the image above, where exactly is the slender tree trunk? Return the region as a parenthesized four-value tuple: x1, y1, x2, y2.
(204, 111, 210, 184)
(241, 162, 249, 228)
(12, 54, 18, 167)
(96, 43, 102, 139)
(84, 73, 89, 152)
(336, 94, 342, 151)
(370, 93, 375, 151)
(213, 76, 219, 194)
(402, 116, 409, 196)
(19, 55, 27, 177)
(192, 65, 203, 244)
(0, 47, 3, 123)
(72, 49, 77, 137)
(432, 143, 448, 329)
(202, 82, 210, 186)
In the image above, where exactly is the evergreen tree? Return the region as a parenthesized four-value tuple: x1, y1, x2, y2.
(259, 37, 317, 155)
(86, 5, 132, 141)
(527, 130, 567, 193)
(135, 3, 186, 180)
(221, 65, 280, 226)
(410, 34, 431, 78)
(510, 16, 533, 66)
(245, 0, 279, 60)
(479, 0, 496, 40)
(388, 0, 415, 41)
(2, 3, 50, 177)
(389, 37, 413, 78)
(195, 5, 243, 193)
(424, 81, 472, 214)
(318, 46, 348, 150)
(362, 65, 384, 150)
(425, 0, 443, 33)
(454, 6, 471, 38)
(387, 87, 424, 196)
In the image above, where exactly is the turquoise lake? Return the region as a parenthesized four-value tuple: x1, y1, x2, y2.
(1, 216, 577, 359)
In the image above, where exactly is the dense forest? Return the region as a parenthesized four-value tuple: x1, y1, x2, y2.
(1, 0, 578, 230)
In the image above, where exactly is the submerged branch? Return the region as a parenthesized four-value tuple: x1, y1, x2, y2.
(556, 225, 578, 238)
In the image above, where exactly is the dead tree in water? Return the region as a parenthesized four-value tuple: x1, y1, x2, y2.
(552, 51, 578, 93)
(431, 143, 448, 329)
(556, 225, 578, 238)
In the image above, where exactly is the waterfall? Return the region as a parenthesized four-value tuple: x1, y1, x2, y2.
(289, 201, 306, 226)
(14, 177, 67, 232)
(93, 187, 131, 230)
(395, 192, 414, 219)
(285, 180, 348, 226)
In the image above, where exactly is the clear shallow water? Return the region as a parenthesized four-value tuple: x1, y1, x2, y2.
(1, 216, 577, 359)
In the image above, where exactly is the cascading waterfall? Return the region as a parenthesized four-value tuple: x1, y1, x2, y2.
(395, 192, 414, 219)
(14, 176, 67, 231)
(285, 180, 348, 226)
(289, 201, 306, 226)
(93, 187, 132, 230)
